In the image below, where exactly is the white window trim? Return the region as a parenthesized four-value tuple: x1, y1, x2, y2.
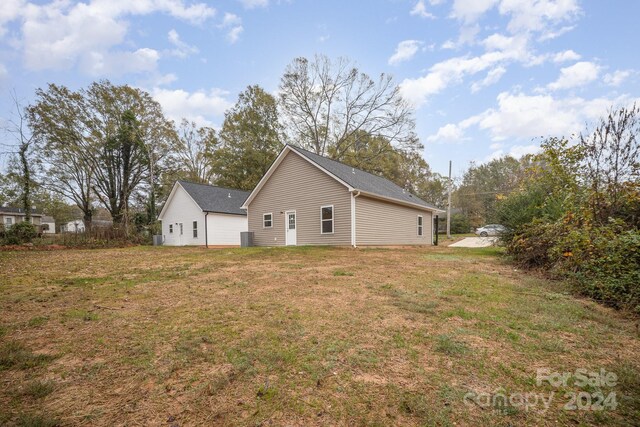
(320, 205, 334, 235)
(193, 220, 198, 238)
(417, 215, 424, 237)
(169, 224, 173, 233)
(263, 212, 273, 228)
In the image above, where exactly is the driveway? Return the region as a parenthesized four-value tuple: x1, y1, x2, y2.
(449, 236, 498, 248)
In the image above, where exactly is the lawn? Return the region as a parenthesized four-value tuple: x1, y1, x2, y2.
(0, 245, 638, 426)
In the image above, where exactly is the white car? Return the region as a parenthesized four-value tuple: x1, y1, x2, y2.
(475, 224, 507, 237)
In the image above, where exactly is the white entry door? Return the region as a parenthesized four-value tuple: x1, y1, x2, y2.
(285, 211, 297, 246)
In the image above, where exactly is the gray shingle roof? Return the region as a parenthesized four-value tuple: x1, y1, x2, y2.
(0, 207, 43, 216)
(288, 145, 440, 210)
(178, 181, 249, 216)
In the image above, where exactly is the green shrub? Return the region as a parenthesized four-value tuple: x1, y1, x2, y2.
(507, 218, 640, 314)
(2, 221, 38, 245)
(450, 213, 471, 234)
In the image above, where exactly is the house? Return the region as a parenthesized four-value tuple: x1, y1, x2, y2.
(60, 207, 113, 233)
(41, 216, 56, 234)
(241, 145, 443, 247)
(61, 219, 85, 233)
(0, 207, 43, 228)
(159, 181, 250, 246)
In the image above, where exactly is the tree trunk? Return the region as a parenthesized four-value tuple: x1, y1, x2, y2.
(19, 144, 31, 222)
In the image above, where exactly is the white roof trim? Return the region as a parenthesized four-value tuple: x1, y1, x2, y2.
(241, 145, 352, 209)
(158, 181, 203, 220)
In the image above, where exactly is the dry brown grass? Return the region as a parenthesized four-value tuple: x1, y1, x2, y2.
(1, 245, 638, 426)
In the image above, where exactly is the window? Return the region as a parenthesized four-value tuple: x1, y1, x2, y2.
(5, 217, 13, 227)
(193, 221, 198, 238)
(179, 223, 183, 235)
(263, 213, 273, 228)
(321, 205, 334, 234)
(417, 215, 424, 236)
(169, 224, 173, 233)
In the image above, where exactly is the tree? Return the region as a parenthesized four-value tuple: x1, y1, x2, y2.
(214, 85, 283, 191)
(29, 81, 177, 228)
(29, 83, 98, 228)
(578, 103, 640, 223)
(279, 55, 417, 161)
(173, 119, 219, 184)
(454, 156, 531, 226)
(93, 109, 146, 225)
(2, 92, 37, 221)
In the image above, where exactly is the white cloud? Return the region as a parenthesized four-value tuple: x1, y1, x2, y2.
(222, 12, 242, 27)
(239, 0, 269, 9)
(458, 91, 628, 141)
(11, 0, 215, 75)
(471, 66, 506, 92)
(483, 143, 540, 162)
(400, 37, 531, 105)
(81, 48, 160, 76)
(388, 40, 422, 65)
(227, 26, 243, 43)
(450, 0, 498, 24)
(219, 13, 243, 44)
(552, 49, 581, 63)
(410, 0, 434, 18)
(0, 0, 25, 38)
(167, 29, 199, 58)
(547, 61, 600, 91)
(426, 123, 466, 143)
(151, 87, 233, 127)
(509, 144, 540, 157)
(604, 70, 632, 87)
(538, 25, 575, 41)
(499, 0, 581, 34)
(152, 73, 178, 86)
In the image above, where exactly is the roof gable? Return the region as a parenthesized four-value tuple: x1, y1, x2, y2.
(242, 145, 441, 211)
(170, 181, 250, 216)
(288, 146, 440, 210)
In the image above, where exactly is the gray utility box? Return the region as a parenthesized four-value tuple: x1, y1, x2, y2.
(152, 235, 164, 246)
(240, 231, 254, 247)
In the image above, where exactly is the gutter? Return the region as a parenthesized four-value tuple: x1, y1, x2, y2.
(353, 189, 445, 213)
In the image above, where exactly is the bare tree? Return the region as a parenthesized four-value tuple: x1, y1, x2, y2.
(579, 103, 640, 221)
(279, 55, 417, 160)
(2, 91, 37, 221)
(174, 119, 219, 184)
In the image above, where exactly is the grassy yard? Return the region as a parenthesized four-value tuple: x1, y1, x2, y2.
(0, 245, 638, 426)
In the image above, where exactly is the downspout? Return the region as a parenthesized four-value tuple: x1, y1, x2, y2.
(351, 191, 361, 247)
(204, 212, 209, 248)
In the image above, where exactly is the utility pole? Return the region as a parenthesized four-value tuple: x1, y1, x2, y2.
(447, 160, 452, 239)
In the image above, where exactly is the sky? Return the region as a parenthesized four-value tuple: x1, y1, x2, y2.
(0, 0, 638, 176)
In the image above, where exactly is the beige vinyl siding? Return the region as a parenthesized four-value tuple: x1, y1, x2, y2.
(0, 214, 41, 226)
(248, 151, 352, 246)
(355, 195, 432, 245)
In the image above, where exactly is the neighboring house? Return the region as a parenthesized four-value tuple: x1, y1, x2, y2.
(0, 207, 43, 228)
(159, 181, 250, 246)
(241, 145, 443, 247)
(41, 216, 56, 234)
(60, 219, 112, 233)
(61, 219, 85, 233)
